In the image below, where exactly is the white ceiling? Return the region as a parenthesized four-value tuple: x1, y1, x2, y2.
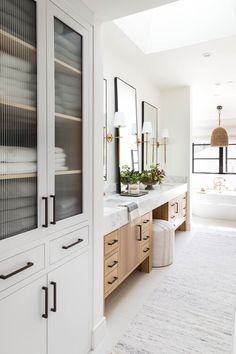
(81, 0, 177, 21)
(115, 0, 236, 54)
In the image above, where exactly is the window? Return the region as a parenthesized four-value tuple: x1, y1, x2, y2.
(192, 143, 236, 174)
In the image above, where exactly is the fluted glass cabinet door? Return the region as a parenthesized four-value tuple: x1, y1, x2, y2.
(53, 17, 83, 222)
(0, 0, 39, 240)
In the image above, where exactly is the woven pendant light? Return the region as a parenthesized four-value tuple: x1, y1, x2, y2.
(211, 106, 229, 147)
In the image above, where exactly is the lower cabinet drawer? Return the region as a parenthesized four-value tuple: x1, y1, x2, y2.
(50, 226, 89, 264)
(141, 241, 150, 260)
(0, 245, 45, 293)
(104, 268, 119, 295)
(104, 230, 119, 257)
(104, 252, 118, 276)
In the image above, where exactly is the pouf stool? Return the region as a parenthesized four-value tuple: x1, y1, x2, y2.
(152, 219, 175, 267)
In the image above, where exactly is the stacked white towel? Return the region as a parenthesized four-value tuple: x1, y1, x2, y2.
(0, 52, 36, 107)
(54, 19, 82, 71)
(55, 73, 82, 117)
(55, 147, 68, 171)
(0, 146, 68, 174)
(0, 0, 36, 46)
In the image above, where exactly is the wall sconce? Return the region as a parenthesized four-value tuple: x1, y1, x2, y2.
(157, 128, 169, 164)
(131, 123, 141, 145)
(104, 112, 126, 143)
(142, 121, 153, 165)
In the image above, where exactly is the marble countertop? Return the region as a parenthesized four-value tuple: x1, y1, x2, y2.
(104, 183, 188, 235)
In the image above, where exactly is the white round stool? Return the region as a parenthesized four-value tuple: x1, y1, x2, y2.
(152, 219, 175, 267)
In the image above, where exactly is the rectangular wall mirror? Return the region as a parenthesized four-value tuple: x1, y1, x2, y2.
(114, 77, 139, 192)
(103, 78, 108, 181)
(142, 101, 158, 170)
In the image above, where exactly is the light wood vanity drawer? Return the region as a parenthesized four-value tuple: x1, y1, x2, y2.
(142, 228, 151, 243)
(104, 230, 119, 257)
(104, 268, 119, 295)
(141, 241, 150, 260)
(104, 252, 118, 276)
(50, 226, 89, 264)
(0, 245, 45, 293)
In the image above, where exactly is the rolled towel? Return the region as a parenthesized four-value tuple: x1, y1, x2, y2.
(0, 162, 37, 174)
(0, 197, 36, 211)
(0, 51, 32, 73)
(0, 146, 36, 163)
(0, 180, 37, 199)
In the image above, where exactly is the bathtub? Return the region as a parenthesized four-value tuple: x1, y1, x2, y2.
(192, 189, 236, 221)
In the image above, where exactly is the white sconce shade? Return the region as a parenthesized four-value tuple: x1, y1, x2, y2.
(114, 112, 126, 127)
(142, 121, 153, 134)
(161, 128, 169, 139)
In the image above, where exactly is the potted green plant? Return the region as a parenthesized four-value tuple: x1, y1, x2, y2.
(140, 164, 165, 190)
(120, 165, 140, 194)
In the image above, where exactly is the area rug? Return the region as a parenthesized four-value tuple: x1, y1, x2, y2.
(113, 230, 236, 354)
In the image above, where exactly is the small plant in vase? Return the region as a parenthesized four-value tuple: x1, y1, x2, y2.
(120, 165, 140, 195)
(140, 164, 165, 190)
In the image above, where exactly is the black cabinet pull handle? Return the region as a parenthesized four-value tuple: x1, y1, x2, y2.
(0, 262, 34, 280)
(171, 215, 175, 219)
(143, 248, 150, 253)
(50, 195, 56, 225)
(108, 276, 118, 285)
(175, 202, 179, 214)
(62, 238, 83, 250)
(170, 203, 175, 207)
(143, 236, 150, 241)
(143, 220, 150, 224)
(42, 197, 48, 228)
(108, 239, 118, 246)
(50, 282, 57, 313)
(137, 225, 142, 241)
(42, 286, 48, 319)
(108, 260, 118, 268)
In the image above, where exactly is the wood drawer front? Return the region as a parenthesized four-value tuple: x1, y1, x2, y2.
(0, 245, 45, 293)
(50, 226, 89, 264)
(142, 228, 151, 243)
(104, 230, 119, 257)
(104, 268, 119, 295)
(141, 241, 150, 260)
(104, 252, 118, 276)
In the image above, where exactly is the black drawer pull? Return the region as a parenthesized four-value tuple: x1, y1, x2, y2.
(108, 276, 118, 285)
(175, 202, 179, 213)
(42, 286, 48, 319)
(0, 262, 34, 280)
(42, 197, 48, 228)
(183, 206, 187, 210)
(108, 260, 118, 268)
(62, 238, 83, 250)
(143, 248, 150, 253)
(50, 195, 56, 225)
(108, 239, 118, 246)
(143, 236, 150, 241)
(137, 225, 142, 241)
(143, 220, 150, 224)
(170, 203, 175, 207)
(50, 282, 57, 313)
(170, 215, 175, 219)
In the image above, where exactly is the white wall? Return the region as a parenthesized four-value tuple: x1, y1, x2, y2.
(159, 87, 191, 178)
(102, 22, 161, 192)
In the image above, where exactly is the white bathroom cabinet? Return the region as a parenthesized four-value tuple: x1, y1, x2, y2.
(0, 0, 93, 353)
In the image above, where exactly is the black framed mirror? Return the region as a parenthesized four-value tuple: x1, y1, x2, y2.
(103, 78, 108, 181)
(114, 77, 139, 192)
(142, 101, 158, 170)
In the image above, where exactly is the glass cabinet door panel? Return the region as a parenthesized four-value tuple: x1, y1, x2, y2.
(54, 18, 83, 221)
(0, 0, 38, 240)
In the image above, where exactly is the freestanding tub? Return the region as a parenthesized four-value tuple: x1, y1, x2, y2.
(192, 190, 236, 221)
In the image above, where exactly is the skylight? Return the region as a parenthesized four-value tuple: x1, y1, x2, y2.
(114, 0, 236, 54)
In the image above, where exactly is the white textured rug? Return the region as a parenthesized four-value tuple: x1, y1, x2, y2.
(113, 230, 236, 354)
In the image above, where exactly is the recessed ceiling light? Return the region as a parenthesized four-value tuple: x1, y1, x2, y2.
(202, 52, 211, 58)
(214, 82, 221, 86)
(227, 80, 234, 84)
(213, 93, 221, 96)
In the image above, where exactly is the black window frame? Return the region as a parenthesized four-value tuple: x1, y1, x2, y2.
(192, 143, 236, 175)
